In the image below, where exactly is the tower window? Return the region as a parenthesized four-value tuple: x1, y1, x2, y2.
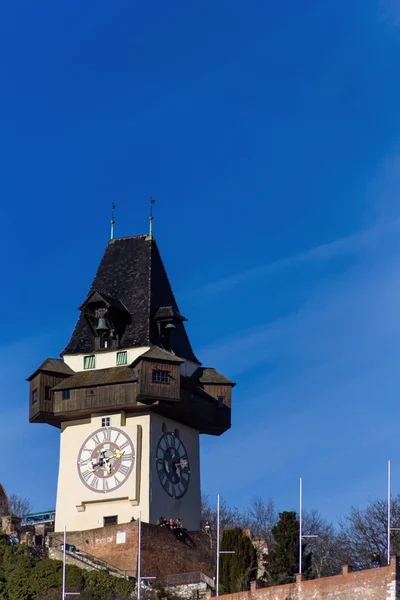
(217, 396, 224, 408)
(84, 355, 96, 369)
(31, 388, 38, 405)
(102, 417, 111, 427)
(62, 390, 70, 400)
(45, 386, 51, 400)
(104, 515, 118, 527)
(116, 351, 128, 366)
(152, 369, 170, 384)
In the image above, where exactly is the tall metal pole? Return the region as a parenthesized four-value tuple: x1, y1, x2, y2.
(138, 512, 141, 600)
(216, 494, 220, 597)
(299, 478, 303, 575)
(62, 526, 66, 600)
(110, 202, 116, 240)
(388, 461, 391, 565)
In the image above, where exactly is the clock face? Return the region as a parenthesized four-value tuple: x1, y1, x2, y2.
(77, 427, 135, 494)
(156, 432, 190, 499)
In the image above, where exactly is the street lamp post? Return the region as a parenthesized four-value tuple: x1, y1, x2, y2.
(137, 512, 156, 600)
(62, 526, 80, 599)
(216, 495, 235, 596)
(298, 478, 318, 575)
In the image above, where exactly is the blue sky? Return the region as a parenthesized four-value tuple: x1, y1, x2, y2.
(2, 0, 400, 524)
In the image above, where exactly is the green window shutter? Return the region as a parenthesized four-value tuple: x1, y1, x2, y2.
(84, 355, 96, 369)
(116, 351, 127, 365)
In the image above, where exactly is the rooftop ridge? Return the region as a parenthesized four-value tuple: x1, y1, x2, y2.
(108, 234, 147, 242)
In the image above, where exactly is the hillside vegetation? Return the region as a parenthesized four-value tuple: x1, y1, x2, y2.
(0, 534, 137, 600)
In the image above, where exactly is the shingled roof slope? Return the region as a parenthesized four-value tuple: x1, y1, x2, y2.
(27, 358, 75, 381)
(138, 346, 184, 364)
(62, 236, 199, 363)
(53, 366, 138, 390)
(195, 367, 235, 386)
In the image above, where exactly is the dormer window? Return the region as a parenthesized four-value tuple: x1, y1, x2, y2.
(84, 355, 96, 369)
(78, 290, 129, 353)
(116, 351, 127, 365)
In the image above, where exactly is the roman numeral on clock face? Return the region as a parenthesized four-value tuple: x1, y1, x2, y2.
(119, 464, 130, 476)
(78, 427, 135, 493)
(81, 470, 91, 482)
(102, 430, 111, 442)
(156, 432, 190, 499)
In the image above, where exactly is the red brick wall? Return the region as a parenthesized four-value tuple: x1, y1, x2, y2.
(48, 522, 213, 578)
(214, 559, 400, 600)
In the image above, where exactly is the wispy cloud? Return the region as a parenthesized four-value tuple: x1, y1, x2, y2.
(200, 218, 400, 516)
(191, 217, 400, 299)
(380, 0, 400, 27)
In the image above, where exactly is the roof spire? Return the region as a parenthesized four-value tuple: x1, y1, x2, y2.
(110, 202, 116, 240)
(146, 197, 155, 241)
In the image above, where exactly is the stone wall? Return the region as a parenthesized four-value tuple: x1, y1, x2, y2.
(209, 559, 400, 600)
(48, 522, 213, 578)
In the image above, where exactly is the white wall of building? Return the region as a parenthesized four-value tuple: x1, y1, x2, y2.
(180, 360, 199, 377)
(55, 412, 151, 532)
(54, 411, 201, 533)
(63, 347, 150, 372)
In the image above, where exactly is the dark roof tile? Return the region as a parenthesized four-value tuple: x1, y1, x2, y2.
(53, 366, 138, 390)
(62, 236, 199, 363)
(195, 368, 235, 386)
(27, 358, 74, 381)
(138, 346, 184, 364)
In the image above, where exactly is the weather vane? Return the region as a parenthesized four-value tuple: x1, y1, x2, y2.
(110, 202, 116, 240)
(146, 197, 155, 240)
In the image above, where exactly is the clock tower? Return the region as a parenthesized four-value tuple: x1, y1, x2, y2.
(28, 234, 234, 532)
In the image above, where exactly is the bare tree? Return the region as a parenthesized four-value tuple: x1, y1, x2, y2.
(201, 494, 246, 559)
(245, 496, 277, 545)
(201, 493, 245, 532)
(337, 495, 400, 569)
(8, 493, 32, 518)
(302, 509, 345, 577)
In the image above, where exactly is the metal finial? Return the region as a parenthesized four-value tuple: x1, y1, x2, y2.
(110, 202, 116, 240)
(146, 197, 155, 241)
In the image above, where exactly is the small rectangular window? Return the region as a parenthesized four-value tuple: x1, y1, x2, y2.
(101, 417, 110, 427)
(62, 390, 70, 400)
(152, 369, 170, 384)
(31, 388, 38, 405)
(116, 351, 128, 366)
(217, 396, 224, 408)
(84, 355, 96, 369)
(45, 386, 51, 401)
(86, 388, 96, 397)
(104, 515, 118, 527)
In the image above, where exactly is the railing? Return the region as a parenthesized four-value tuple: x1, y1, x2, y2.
(49, 536, 135, 579)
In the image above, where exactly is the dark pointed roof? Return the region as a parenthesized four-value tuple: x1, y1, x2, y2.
(62, 236, 199, 363)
